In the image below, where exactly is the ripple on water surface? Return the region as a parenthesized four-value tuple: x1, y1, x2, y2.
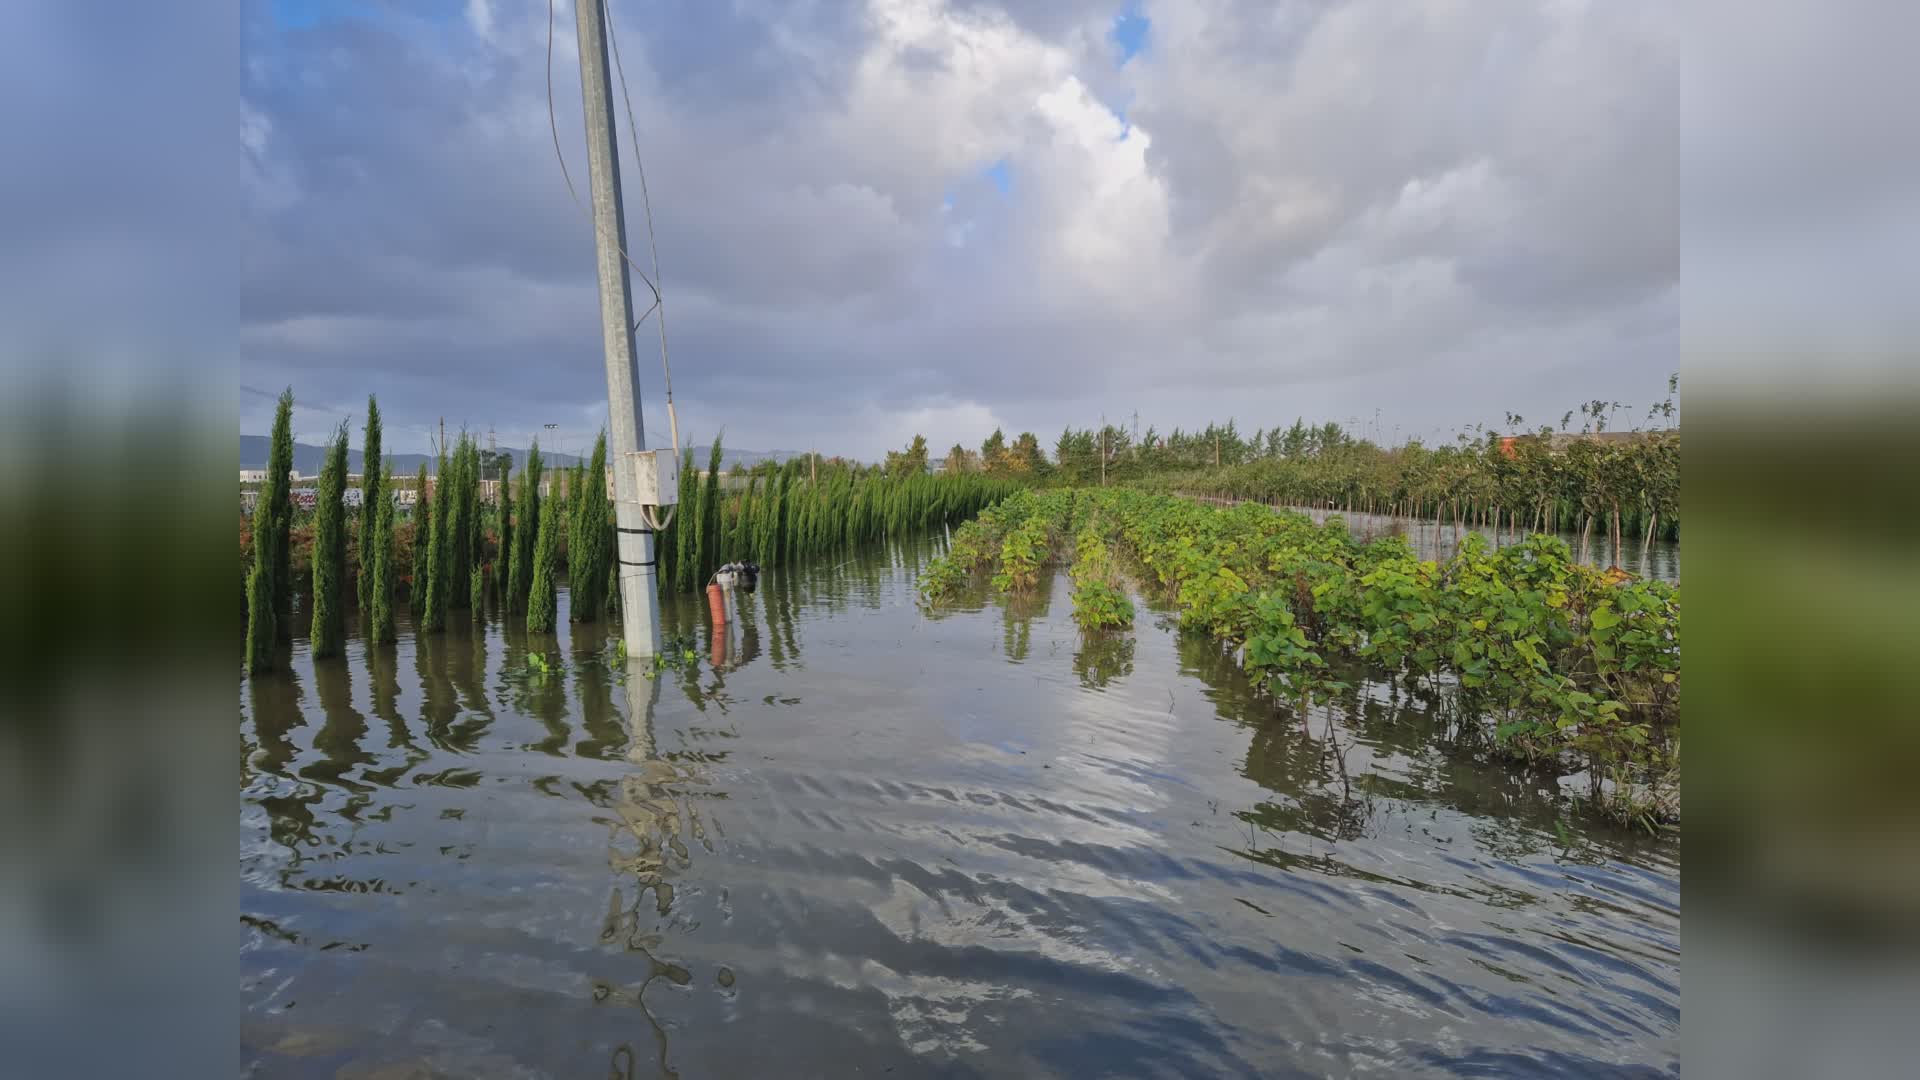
(241, 542, 1678, 1077)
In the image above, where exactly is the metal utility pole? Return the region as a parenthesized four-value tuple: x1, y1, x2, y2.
(574, 0, 662, 657)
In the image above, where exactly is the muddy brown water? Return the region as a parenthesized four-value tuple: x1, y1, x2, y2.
(241, 536, 1679, 1077)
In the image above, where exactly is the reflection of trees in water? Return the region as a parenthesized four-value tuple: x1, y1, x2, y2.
(503, 620, 571, 757)
(415, 629, 450, 745)
(246, 668, 305, 781)
(572, 620, 628, 760)
(856, 549, 884, 610)
(1183, 641, 1626, 861)
(767, 569, 801, 668)
(1072, 631, 1135, 689)
(303, 649, 372, 792)
(246, 666, 329, 871)
(362, 640, 427, 787)
(998, 569, 1055, 663)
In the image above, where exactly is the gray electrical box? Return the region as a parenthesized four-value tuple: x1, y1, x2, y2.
(627, 450, 677, 507)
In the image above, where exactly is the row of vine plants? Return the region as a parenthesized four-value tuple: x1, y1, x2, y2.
(919, 488, 1680, 826)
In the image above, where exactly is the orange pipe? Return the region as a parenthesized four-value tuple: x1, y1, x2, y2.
(706, 583, 727, 629)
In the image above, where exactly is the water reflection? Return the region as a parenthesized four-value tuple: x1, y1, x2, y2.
(242, 535, 1678, 1077)
(598, 663, 717, 1080)
(998, 570, 1055, 663)
(1287, 502, 1682, 582)
(1073, 631, 1135, 690)
(303, 653, 371, 792)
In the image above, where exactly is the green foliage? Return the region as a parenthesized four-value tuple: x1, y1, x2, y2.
(526, 487, 560, 632)
(357, 395, 382, 611)
(507, 442, 542, 613)
(244, 559, 274, 673)
(1069, 526, 1134, 630)
(264, 388, 296, 635)
(568, 432, 612, 622)
(496, 457, 513, 605)
(446, 435, 479, 609)
(700, 437, 723, 581)
(410, 462, 430, 615)
(651, 444, 1018, 597)
(991, 512, 1058, 592)
(308, 423, 350, 658)
(244, 390, 294, 671)
(420, 445, 452, 632)
(885, 433, 930, 478)
(929, 487, 1681, 823)
(367, 464, 397, 643)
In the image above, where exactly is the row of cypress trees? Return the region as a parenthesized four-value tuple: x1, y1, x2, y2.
(660, 438, 1019, 593)
(245, 392, 401, 670)
(243, 396, 1017, 675)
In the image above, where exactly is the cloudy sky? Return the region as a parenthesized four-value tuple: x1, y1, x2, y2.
(242, 0, 1678, 459)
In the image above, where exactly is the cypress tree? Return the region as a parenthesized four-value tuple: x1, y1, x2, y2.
(368, 463, 397, 643)
(570, 432, 611, 622)
(462, 437, 483, 613)
(357, 395, 383, 610)
(508, 442, 543, 612)
(497, 458, 513, 604)
(567, 462, 587, 619)
(309, 422, 350, 658)
(265, 388, 296, 635)
(445, 436, 471, 607)
(701, 436, 723, 580)
(421, 445, 451, 631)
(411, 462, 429, 615)
(245, 388, 295, 671)
(673, 449, 698, 592)
(526, 488, 560, 632)
(244, 502, 276, 673)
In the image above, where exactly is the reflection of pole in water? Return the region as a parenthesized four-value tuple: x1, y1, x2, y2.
(624, 657, 662, 765)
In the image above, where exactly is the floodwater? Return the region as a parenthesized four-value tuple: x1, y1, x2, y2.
(241, 537, 1680, 1077)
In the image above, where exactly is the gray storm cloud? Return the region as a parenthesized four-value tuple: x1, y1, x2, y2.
(242, 0, 1679, 457)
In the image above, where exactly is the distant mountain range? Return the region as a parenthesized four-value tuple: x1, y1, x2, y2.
(240, 435, 805, 476)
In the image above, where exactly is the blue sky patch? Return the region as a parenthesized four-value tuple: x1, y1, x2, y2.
(983, 158, 1012, 196)
(1112, 3, 1150, 66)
(271, 0, 463, 29)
